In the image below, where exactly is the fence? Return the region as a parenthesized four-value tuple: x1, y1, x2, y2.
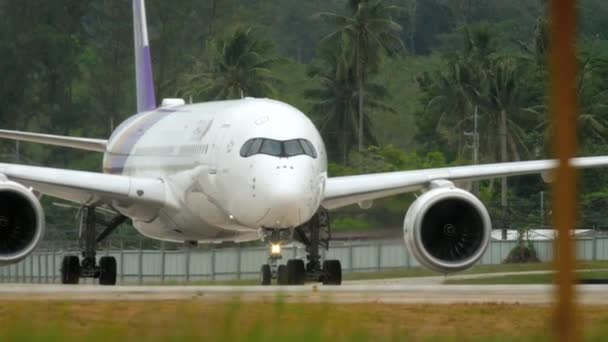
(2, 238, 608, 284)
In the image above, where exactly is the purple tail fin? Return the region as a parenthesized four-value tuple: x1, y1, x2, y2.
(133, 0, 157, 113)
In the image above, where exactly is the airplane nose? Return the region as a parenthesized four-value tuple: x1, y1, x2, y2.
(254, 164, 316, 228)
(263, 177, 307, 227)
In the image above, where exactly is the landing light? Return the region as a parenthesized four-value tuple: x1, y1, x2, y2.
(271, 244, 281, 255)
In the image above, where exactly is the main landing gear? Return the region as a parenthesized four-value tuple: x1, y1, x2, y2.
(259, 210, 342, 286)
(61, 206, 127, 286)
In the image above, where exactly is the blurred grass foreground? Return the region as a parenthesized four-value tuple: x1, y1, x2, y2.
(3, 300, 608, 341)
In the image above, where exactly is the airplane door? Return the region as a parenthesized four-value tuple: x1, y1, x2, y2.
(209, 124, 230, 175)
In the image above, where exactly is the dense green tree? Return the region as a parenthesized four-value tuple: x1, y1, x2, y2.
(320, 0, 404, 151)
(3, 0, 608, 235)
(416, 60, 475, 158)
(181, 27, 283, 100)
(306, 46, 393, 163)
(399, 0, 455, 55)
(306, 48, 357, 163)
(83, 0, 134, 132)
(417, 25, 543, 231)
(0, 1, 96, 166)
(147, 0, 209, 100)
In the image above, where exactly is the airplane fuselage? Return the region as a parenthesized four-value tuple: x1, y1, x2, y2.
(102, 98, 328, 243)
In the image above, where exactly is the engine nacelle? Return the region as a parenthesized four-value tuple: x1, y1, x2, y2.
(0, 181, 45, 266)
(404, 184, 491, 273)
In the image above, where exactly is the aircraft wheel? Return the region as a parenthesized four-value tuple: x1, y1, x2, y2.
(99, 256, 117, 286)
(61, 255, 80, 285)
(277, 265, 287, 285)
(260, 264, 271, 285)
(322, 260, 342, 285)
(286, 259, 305, 285)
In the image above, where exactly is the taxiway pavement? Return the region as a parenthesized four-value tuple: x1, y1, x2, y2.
(1, 283, 608, 304)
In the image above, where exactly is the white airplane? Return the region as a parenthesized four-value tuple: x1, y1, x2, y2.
(0, 0, 605, 286)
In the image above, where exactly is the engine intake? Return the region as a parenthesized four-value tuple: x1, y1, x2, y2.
(404, 185, 491, 273)
(0, 181, 45, 265)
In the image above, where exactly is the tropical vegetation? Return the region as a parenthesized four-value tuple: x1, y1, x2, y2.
(1, 0, 608, 238)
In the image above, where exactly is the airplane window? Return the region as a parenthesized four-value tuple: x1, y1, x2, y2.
(260, 139, 282, 156)
(284, 140, 304, 156)
(240, 139, 254, 156)
(246, 138, 263, 156)
(300, 140, 317, 158)
(239, 138, 317, 158)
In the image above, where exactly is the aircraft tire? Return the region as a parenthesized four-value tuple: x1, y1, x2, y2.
(322, 260, 342, 285)
(277, 265, 287, 285)
(286, 259, 305, 285)
(99, 256, 117, 286)
(61, 255, 80, 285)
(260, 264, 272, 285)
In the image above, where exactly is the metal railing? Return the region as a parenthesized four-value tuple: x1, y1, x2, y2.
(1, 238, 608, 285)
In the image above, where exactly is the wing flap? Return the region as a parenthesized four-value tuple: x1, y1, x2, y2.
(0, 130, 107, 152)
(323, 156, 608, 210)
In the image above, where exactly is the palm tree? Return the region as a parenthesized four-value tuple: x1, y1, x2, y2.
(460, 28, 540, 235)
(182, 27, 282, 100)
(535, 53, 608, 145)
(320, 0, 404, 151)
(306, 46, 394, 163)
(419, 26, 541, 237)
(478, 56, 538, 233)
(419, 59, 477, 158)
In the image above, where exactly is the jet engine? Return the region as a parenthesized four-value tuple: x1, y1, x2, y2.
(0, 180, 45, 266)
(404, 183, 491, 273)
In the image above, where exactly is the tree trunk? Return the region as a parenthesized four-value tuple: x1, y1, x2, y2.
(342, 126, 347, 164)
(297, 45, 302, 63)
(358, 74, 364, 151)
(208, 0, 218, 37)
(409, 0, 417, 54)
(500, 109, 509, 240)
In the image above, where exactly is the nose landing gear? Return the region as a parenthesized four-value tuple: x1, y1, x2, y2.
(260, 209, 342, 286)
(260, 241, 284, 285)
(260, 230, 288, 285)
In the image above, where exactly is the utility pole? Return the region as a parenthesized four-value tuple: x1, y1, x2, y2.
(15, 141, 19, 163)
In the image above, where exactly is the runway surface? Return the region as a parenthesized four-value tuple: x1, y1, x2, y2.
(1, 283, 608, 304)
(346, 268, 608, 285)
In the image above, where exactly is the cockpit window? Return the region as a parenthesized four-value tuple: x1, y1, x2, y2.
(300, 140, 317, 158)
(248, 139, 263, 155)
(240, 139, 255, 156)
(240, 138, 317, 158)
(260, 139, 282, 156)
(283, 140, 304, 156)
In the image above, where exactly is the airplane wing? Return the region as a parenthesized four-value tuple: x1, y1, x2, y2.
(322, 156, 608, 210)
(0, 163, 165, 209)
(0, 130, 107, 152)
